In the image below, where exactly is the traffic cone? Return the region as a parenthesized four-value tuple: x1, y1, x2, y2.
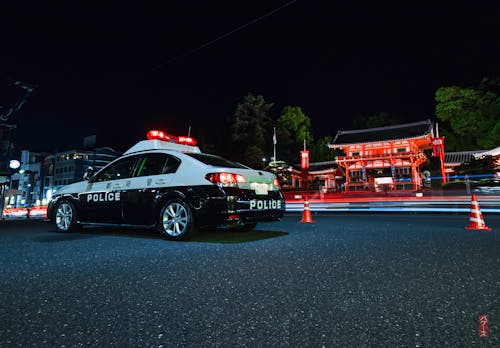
(465, 194, 492, 231)
(300, 199, 315, 223)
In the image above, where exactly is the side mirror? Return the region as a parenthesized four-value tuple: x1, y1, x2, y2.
(83, 167, 95, 181)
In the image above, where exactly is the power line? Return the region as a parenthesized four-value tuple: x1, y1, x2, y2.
(0, 72, 18, 84)
(0, 72, 39, 89)
(128, 0, 297, 82)
(0, 73, 38, 122)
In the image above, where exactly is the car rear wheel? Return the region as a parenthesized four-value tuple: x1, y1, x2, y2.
(159, 199, 196, 240)
(55, 200, 80, 232)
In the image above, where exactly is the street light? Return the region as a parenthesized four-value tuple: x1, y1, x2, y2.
(9, 160, 20, 170)
(262, 157, 266, 169)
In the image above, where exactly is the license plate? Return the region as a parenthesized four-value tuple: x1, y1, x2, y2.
(252, 183, 268, 195)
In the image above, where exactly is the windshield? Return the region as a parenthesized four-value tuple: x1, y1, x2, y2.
(186, 153, 249, 169)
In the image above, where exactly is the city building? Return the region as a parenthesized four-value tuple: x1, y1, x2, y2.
(5, 147, 117, 209)
(9, 150, 47, 207)
(52, 147, 117, 192)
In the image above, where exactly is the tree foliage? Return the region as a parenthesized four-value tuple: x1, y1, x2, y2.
(228, 93, 273, 168)
(435, 84, 500, 150)
(276, 106, 314, 163)
(243, 145, 266, 170)
(228, 96, 338, 167)
(310, 136, 334, 162)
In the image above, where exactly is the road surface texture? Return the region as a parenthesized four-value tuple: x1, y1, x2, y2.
(1, 214, 499, 347)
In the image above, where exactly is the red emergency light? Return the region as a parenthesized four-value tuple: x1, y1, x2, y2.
(177, 136, 197, 146)
(147, 130, 170, 141)
(147, 130, 197, 146)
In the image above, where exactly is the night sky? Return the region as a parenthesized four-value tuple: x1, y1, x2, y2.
(1, 1, 500, 154)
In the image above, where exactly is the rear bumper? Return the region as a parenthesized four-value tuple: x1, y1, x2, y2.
(194, 188, 285, 227)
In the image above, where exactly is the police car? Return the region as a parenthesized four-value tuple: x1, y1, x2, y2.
(47, 130, 285, 240)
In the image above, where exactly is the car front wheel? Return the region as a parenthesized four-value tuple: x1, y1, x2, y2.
(54, 200, 80, 232)
(159, 199, 196, 240)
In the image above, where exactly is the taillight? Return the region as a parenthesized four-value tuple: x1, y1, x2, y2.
(205, 173, 246, 185)
(274, 177, 280, 188)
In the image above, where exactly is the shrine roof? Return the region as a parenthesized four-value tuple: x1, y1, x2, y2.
(291, 160, 338, 172)
(329, 120, 434, 146)
(444, 146, 499, 165)
(444, 151, 477, 166)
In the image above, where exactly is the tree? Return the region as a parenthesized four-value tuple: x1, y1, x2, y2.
(276, 106, 314, 163)
(243, 145, 266, 170)
(479, 76, 500, 95)
(310, 136, 335, 162)
(228, 93, 273, 168)
(435, 85, 500, 150)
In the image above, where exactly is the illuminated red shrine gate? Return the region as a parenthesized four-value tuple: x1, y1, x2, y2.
(328, 120, 439, 192)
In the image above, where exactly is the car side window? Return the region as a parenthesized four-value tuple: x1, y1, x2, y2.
(135, 154, 181, 177)
(92, 156, 139, 182)
(163, 155, 181, 174)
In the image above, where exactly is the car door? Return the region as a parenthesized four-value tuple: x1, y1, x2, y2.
(122, 153, 181, 225)
(78, 155, 140, 223)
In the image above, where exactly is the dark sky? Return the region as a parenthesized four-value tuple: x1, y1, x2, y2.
(1, 1, 500, 154)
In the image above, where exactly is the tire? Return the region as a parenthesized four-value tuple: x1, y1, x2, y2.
(159, 199, 196, 241)
(229, 223, 257, 232)
(54, 200, 80, 232)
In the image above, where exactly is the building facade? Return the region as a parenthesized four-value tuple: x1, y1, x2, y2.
(52, 147, 117, 192)
(9, 150, 47, 207)
(328, 120, 436, 192)
(287, 161, 345, 191)
(444, 146, 500, 179)
(5, 147, 117, 208)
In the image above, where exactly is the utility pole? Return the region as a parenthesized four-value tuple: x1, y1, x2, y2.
(0, 76, 37, 216)
(273, 127, 277, 162)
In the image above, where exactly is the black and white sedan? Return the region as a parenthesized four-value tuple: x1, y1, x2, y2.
(47, 131, 285, 240)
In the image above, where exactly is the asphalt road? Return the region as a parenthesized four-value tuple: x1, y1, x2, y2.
(1, 214, 499, 347)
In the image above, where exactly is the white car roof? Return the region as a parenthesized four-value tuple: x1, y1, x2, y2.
(124, 139, 201, 155)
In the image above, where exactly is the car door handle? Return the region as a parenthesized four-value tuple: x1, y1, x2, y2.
(112, 183, 122, 189)
(155, 179, 167, 185)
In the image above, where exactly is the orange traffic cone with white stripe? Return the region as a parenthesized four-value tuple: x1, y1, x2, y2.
(300, 199, 315, 223)
(465, 194, 491, 231)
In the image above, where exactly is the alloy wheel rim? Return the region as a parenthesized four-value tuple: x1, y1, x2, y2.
(55, 203, 73, 231)
(162, 203, 188, 236)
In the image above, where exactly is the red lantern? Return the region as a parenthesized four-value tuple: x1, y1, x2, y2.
(300, 150, 309, 171)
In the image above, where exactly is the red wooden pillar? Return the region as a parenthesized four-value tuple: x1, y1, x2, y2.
(432, 137, 447, 184)
(410, 157, 417, 191)
(344, 161, 350, 191)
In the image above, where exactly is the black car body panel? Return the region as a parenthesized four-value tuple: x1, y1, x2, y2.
(48, 184, 285, 228)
